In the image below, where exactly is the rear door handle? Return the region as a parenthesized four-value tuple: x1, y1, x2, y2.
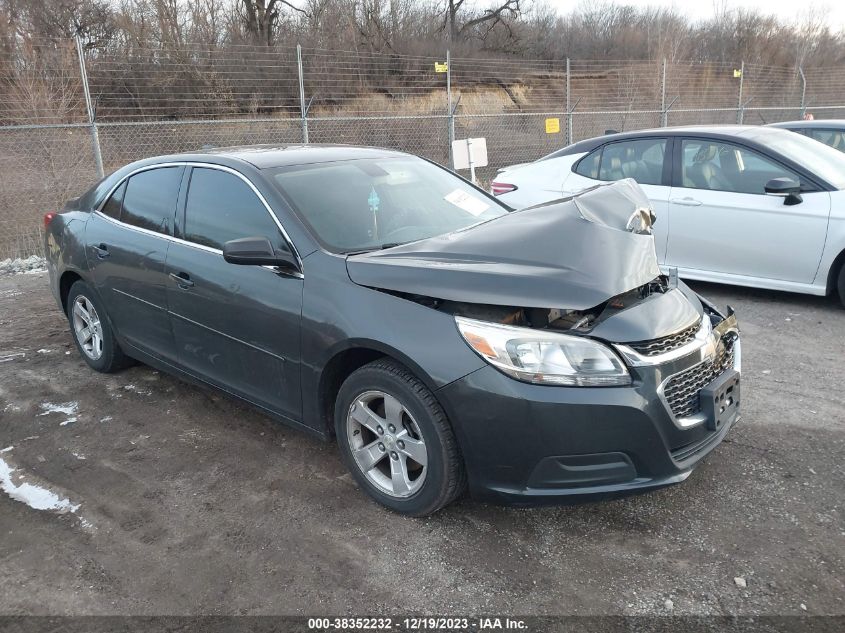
(92, 243, 110, 259)
(169, 272, 195, 289)
(670, 197, 703, 207)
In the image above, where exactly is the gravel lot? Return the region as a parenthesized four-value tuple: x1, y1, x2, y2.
(0, 271, 843, 617)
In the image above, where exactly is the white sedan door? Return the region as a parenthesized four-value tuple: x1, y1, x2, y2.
(666, 138, 830, 284)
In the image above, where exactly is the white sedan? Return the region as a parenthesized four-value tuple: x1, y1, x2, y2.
(492, 126, 845, 306)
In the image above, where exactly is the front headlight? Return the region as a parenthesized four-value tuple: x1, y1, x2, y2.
(455, 316, 631, 386)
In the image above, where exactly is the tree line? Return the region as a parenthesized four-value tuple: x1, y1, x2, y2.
(1, 0, 842, 67)
(1, 1, 841, 124)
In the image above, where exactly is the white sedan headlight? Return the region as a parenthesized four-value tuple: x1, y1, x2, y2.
(455, 316, 631, 386)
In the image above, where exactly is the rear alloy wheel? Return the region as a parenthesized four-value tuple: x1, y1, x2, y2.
(66, 280, 131, 373)
(335, 359, 466, 516)
(71, 295, 104, 361)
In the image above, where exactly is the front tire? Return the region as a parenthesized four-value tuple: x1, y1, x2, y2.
(335, 359, 466, 516)
(66, 280, 131, 373)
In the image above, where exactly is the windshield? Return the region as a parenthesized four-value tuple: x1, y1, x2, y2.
(740, 128, 845, 189)
(268, 157, 509, 253)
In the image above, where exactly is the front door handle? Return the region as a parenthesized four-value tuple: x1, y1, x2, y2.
(92, 243, 110, 259)
(169, 272, 195, 289)
(670, 197, 703, 207)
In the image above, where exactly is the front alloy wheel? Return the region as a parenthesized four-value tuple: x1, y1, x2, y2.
(335, 359, 466, 516)
(346, 390, 428, 498)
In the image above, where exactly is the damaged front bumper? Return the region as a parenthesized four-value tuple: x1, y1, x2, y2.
(436, 310, 741, 504)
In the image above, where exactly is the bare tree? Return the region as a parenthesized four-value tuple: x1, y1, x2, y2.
(442, 0, 522, 45)
(239, 0, 308, 45)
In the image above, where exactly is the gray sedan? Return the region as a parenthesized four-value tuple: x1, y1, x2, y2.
(44, 145, 740, 515)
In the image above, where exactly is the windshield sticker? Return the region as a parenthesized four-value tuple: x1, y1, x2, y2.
(444, 189, 489, 216)
(368, 187, 380, 212)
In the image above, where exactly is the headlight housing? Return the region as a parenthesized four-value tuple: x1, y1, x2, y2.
(455, 316, 631, 386)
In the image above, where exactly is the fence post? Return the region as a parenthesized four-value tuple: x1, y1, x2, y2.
(798, 66, 807, 118)
(297, 44, 309, 144)
(74, 33, 104, 179)
(660, 58, 667, 127)
(736, 60, 745, 124)
(565, 58, 572, 145)
(447, 49, 455, 168)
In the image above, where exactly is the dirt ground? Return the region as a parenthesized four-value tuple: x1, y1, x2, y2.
(0, 271, 843, 617)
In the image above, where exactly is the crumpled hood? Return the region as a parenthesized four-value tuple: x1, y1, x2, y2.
(346, 179, 662, 311)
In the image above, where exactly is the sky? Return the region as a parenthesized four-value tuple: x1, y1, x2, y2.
(543, 0, 845, 30)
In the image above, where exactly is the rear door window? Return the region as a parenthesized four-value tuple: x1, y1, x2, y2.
(597, 139, 667, 185)
(121, 167, 183, 235)
(183, 167, 286, 252)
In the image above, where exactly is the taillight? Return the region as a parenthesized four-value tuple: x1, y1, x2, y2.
(43, 212, 57, 229)
(490, 181, 517, 196)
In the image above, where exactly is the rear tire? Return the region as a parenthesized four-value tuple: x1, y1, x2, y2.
(66, 280, 131, 373)
(335, 359, 466, 516)
(838, 264, 845, 309)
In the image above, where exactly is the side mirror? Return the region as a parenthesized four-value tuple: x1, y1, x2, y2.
(765, 177, 803, 206)
(223, 236, 299, 272)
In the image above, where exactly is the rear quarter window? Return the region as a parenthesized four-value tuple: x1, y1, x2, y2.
(574, 150, 600, 179)
(101, 181, 126, 220)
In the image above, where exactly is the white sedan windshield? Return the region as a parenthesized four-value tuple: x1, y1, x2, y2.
(740, 128, 845, 190)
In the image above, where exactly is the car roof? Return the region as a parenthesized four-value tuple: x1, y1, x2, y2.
(767, 120, 845, 129)
(129, 144, 412, 170)
(543, 125, 794, 159)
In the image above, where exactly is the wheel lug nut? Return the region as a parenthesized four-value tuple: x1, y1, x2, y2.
(390, 451, 398, 460)
(377, 426, 384, 435)
(378, 443, 385, 452)
(388, 424, 396, 432)
(397, 440, 405, 449)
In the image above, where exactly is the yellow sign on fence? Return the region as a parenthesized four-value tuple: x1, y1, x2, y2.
(545, 117, 561, 134)
(733, 69, 743, 78)
(434, 62, 448, 73)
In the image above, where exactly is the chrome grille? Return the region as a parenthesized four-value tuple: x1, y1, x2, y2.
(627, 320, 700, 357)
(664, 338, 736, 419)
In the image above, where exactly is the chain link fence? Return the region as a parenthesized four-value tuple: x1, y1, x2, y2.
(2, 37, 845, 259)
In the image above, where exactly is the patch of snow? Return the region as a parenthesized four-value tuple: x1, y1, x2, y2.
(0, 352, 26, 363)
(36, 348, 52, 354)
(123, 384, 151, 396)
(0, 457, 80, 513)
(37, 401, 79, 426)
(0, 446, 12, 453)
(71, 452, 86, 460)
(99, 416, 113, 423)
(0, 255, 47, 276)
